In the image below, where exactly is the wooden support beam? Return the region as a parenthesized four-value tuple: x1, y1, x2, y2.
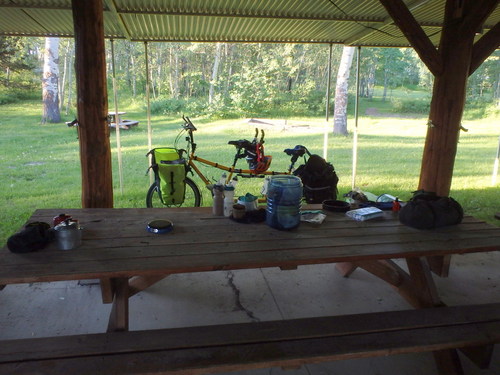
(128, 275, 168, 297)
(470, 22, 500, 75)
(460, 344, 495, 369)
(426, 255, 451, 277)
(378, 0, 442, 76)
(418, 0, 477, 195)
(99, 278, 114, 304)
(335, 262, 358, 277)
(107, 278, 129, 332)
(406, 257, 441, 308)
(72, 0, 113, 208)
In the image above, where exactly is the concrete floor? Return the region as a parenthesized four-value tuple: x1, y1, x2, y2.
(1, 252, 499, 375)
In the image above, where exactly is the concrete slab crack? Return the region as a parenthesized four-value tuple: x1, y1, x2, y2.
(225, 271, 260, 322)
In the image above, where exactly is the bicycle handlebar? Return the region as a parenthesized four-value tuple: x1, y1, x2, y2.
(182, 115, 197, 131)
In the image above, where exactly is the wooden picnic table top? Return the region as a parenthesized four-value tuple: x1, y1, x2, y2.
(1, 207, 499, 286)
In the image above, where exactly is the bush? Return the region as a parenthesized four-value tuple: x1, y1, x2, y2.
(149, 97, 186, 115)
(391, 98, 430, 114)
(0, 88, 38, 105)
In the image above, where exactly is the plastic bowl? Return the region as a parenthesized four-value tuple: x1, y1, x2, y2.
(322, 200, 351, 212)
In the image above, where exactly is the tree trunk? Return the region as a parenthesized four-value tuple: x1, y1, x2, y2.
(130, 54, 137, 97)
(170, 45, 180, 99)
(382, 68, 388, 102)
(59, 41, 71, 111)
(42, 37, 61, 123)
(223, 44, 234, 98)
(209, 42, 222, 104)
(65, 51, 73, 115)
(333, 46, 355, 135)
(72, 0, 113, 208)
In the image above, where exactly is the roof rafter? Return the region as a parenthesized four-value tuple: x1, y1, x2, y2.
(345, 0, 433, 45)
(379, 0, 442, 75)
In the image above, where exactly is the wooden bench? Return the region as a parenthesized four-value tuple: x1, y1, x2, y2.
(1, 303, 499, 375)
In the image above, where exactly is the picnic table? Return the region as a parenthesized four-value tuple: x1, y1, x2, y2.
(108, 111, 139, 129)
(1, 207, 499, 375)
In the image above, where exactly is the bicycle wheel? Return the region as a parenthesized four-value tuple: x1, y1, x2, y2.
(146, 177, 202, 208)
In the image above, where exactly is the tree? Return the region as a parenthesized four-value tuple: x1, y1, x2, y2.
(0, 36, 39, 88)
(42, 37, 60, 123)
(333, 46, 355, 135)
(209, 43, 222, 104)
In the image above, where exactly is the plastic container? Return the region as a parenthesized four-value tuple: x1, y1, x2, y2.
(266, 175, 302, 230)
(223, 186, 235, 217)
(212, 185, 224, 216)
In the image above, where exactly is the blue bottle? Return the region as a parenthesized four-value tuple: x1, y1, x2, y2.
(266, 175, 302, 230)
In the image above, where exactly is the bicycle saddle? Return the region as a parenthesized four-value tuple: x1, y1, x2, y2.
(284, 145, 310, 157)
(228, 139, 253, 150)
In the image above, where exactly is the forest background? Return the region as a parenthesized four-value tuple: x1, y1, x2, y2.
(1, 37, 499, 121)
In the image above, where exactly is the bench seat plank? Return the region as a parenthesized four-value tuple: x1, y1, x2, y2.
(1, 304, 499, 375)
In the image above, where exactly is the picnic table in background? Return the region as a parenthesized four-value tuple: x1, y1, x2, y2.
(108, 111, 139, 130)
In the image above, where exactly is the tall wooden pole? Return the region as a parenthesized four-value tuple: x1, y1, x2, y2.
(352, 46, 361, 191)
(110, 39, 124, 195)
(145, 42, 154, 185)
(72, 0, 113, 208)
(323, 43, 333, 160)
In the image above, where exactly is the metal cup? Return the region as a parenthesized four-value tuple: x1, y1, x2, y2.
(54, 221, 82, 250)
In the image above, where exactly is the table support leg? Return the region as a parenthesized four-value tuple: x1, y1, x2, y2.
(128, 275, 168, 297)
(352, 260, 421, 308)
(460, 344, 495, 369)
(100, 278, 114, 304)
(433, 349, 465, 375)
(406, 257, 442, 308)
(406, 258, 463, 375)
(426, 255, 451, 277)
(107, 277, 129, 332)
(335, 262, 358, 277)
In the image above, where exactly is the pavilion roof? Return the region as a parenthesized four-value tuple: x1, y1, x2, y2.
(1, 0, 498, 46)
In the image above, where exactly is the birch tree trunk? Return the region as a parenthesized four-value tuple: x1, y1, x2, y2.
(209, 43, 222, 104)
(42, 37, 61, 123)
(59, 41, 71, 111)
(170, 45, 180, 99)
(65, 51, 73, 115)
(333, 46, 355, 135)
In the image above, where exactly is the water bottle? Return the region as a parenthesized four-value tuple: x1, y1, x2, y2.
(223, 185, 235, 217)
(266, 175, 302, 230)
(212, 185, 224, 216)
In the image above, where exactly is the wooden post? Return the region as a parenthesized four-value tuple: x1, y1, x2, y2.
(418, 1, 475, 196)
(72, 0, 113, 208)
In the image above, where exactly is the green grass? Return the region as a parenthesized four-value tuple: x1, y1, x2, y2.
(1, 100, 499, 245)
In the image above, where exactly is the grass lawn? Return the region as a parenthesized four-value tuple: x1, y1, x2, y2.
(1, 100, 499, 245)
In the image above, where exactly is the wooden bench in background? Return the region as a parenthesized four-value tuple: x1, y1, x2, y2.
(1, 303, 499, 375)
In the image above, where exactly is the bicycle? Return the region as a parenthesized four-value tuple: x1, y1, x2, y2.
(146, 116, 311, 208)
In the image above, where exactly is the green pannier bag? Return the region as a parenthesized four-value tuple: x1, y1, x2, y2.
(150, 147, 187, 205)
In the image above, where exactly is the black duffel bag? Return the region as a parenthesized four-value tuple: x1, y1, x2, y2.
(399, 190, 463, 229)
(7, 222, 53, 253)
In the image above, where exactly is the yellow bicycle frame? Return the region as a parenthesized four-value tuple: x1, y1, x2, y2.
(186, 153, 289, 189)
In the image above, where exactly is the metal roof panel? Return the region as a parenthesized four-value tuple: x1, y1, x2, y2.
(0, 0, 498, 47)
